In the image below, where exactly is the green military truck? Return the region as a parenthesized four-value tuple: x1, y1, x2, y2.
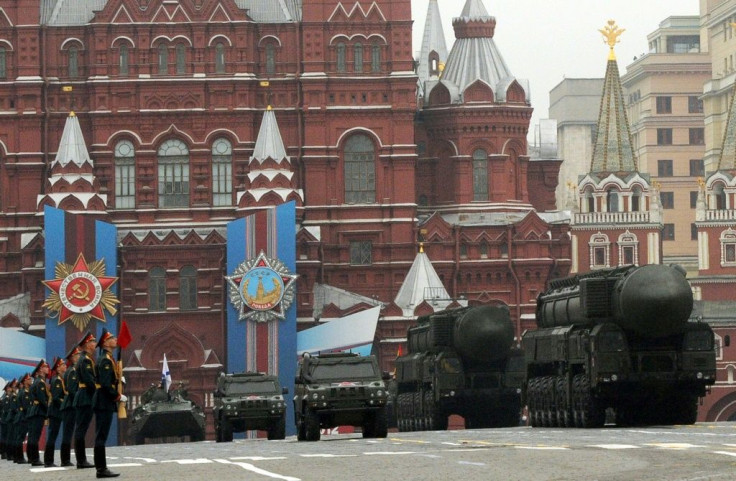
(294, 352, 390, 441)
(213, 372, 287, 441)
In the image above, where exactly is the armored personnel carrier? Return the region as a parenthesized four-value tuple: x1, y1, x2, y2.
(128, 382, 206, 444)
(294, 352, 389, 441)
(524, 264, 716, 428)
(213, 372, 287, 442)
(394, 305, 523, 431)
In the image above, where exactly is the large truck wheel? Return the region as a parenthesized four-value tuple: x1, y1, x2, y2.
(579, 376, 605, 428)
(268, 415, 286, 440)
(304, 409, 320, 441)
(373, 407, 388, 438)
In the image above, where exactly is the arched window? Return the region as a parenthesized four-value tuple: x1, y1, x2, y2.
(714, 184, 727, 210)
(149, 267, 166, 311)
(336, 42, 346, 73)
(344, 134, 375, 204)
(212, 138, 232, 206)
(68, 46, 79, 78)
(114, 140, 135, 209)
(371, 44, 380, 73)
(158, 139, 190, 208)
(585, 188, 595, 212)
(631, 186, 642, 212)
(176, 44, 186, 74)
(472, 149, 489, 201)
(265, 43, 275, 75)
(119, 44, 129, 76)
(429, 51, 440, 76)
(158, 44, 168, 74)
(480, 241, 489, 258)
(179, 265, 197, 311)
(215, 42, 225, 74)
(354, 43, 363, 72)
(0, 46, 6, 79)
(607, 189, 619, 212)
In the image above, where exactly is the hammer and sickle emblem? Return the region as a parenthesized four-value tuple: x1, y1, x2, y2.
(71, 282, 91, 302)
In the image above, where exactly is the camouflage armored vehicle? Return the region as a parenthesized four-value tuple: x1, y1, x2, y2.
(394, 305, 523, 431)
(128, 382, 206, 444)
(213, 372, 287, 442)
(294, 352, 389, 441)
(524, 264, 716, 428)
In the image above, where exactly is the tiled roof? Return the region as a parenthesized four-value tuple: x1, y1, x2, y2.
(589, 58, 638, 175)
(716, 82, 736, 172)
(39, 0, 302, 25)
(438, 0, 528, 103)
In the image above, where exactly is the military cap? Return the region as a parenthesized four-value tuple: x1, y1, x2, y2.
(77, 330, 96, 348)
(3, 378, 15, 390)
(65, 344, 81, 361)
(19, 373, 30, 384)
(50, 356, 64, 373)
(96, 327, 116, 348)
(31, 358, 48, 377)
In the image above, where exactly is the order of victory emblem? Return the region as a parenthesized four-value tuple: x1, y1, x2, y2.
(42, 253, 119, 331)
(226, 251, 297, 323)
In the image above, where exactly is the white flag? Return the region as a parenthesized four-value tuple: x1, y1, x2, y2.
(161, 353, 172, 392)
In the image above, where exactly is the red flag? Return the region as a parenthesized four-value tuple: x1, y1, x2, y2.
(396, 344, 403, 358)
(118, 321, 132, 349)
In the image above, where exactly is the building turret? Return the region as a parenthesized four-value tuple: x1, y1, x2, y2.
(36, 112, 107, 214)
(237, 106, 304, 212)
(571, 22, 662, 273)
(416, 0, 448, 97)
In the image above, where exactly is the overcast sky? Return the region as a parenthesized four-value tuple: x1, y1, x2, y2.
(410, 0, 700, 142)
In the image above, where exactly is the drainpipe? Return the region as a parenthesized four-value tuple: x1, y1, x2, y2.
(452, 225, 460, 299)
(507, 225, 522, 342)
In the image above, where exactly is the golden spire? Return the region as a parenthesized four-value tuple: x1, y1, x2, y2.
(599, 20, 625, 61)
(419, 242, 424, 254)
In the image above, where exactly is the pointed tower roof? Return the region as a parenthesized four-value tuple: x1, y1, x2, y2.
(461, 0, 490, 18)
(437, 0, 528, 103)
(589, 21, 638, 176)
(715, 82, 736, 172)
(394, 245, 453, 316)
(51, 112, 93, 169)
(250, 106, 289, 164)
(416, 0, 448, 84)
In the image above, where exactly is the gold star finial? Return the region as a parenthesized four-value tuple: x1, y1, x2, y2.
(599, 20, 625, 61)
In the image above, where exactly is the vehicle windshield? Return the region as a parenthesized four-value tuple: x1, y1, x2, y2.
(597, 330, 627, 352)
(307, 361, 377, 380)
(224, 380, 278, 395)
(683, 330, 714, 351)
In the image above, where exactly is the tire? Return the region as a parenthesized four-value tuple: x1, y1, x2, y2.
(268, 415, 286, 440)
(373, 407, 388, 438)
(134, 434, 145, 445)
(579, 376, 605, 429)
(296, 413, 306, 441)
(304, 409, 320, 441)
(220, 420, 234, 442)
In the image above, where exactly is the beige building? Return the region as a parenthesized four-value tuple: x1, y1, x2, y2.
(701, 0, 736, 174)
(549, 78, 604, 210)
(621, 16, 711, 272)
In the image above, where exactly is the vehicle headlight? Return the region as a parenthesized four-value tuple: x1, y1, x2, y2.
(611, 374, 618, 382)
(377, 390, 384, 397)
(697, 372, 703, 379)
(312, 393, 319, 400)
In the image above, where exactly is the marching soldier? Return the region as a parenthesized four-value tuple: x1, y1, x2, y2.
(73, 331, 97, 469)
(3, 380, 17, 462)
(0, 379, 13, 459)
(60, 345, 81, 467)
(93, 328, 125, 478)
(27, 359, 50, 466)
(14, 373, 31, 464)
(44, 357, 66, 467)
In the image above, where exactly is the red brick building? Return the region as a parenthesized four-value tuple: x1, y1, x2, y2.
(0, 0, 571, 439)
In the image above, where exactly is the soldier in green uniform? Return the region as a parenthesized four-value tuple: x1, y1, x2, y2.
(0, 379, 14, 460)
(93, 328, 124, 478)
(13, 373, 31, 464)
(44, 357, 66, 467)
(60, 345, 81, 467)
(3, 379, 17, 463)
(73, 331, 97, 469)
(27, 359, 50, 466)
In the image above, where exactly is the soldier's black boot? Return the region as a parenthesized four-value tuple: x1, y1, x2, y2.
(43, 443, 57, 467)
(15, 444, 27, 464)
(60, 443, 73, 467)
(29, 443, 43, 466)
(75, 440, 93, 468)
(0, 441, 5, 459)
(94, 446, 119, 478)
